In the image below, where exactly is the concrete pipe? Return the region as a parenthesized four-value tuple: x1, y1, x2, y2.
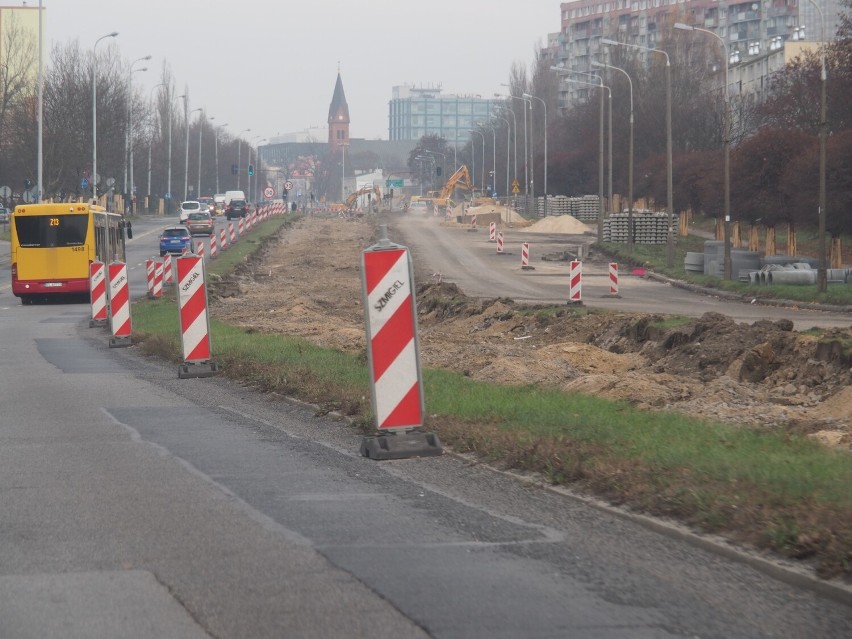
(767, 270, 818, 285)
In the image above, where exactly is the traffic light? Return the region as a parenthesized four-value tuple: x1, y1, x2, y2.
(436, 166, 442, 177)
(231, 163, 238, 175)
(248, 164, 254, 176)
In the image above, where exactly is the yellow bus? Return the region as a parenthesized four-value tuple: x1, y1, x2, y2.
(10, 202, 131, 304)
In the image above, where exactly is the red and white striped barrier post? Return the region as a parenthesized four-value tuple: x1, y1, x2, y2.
(176, 254, 218, 378)
(609, 262, 619, 296)
(196, 240, 204, 258)
(229, 222, 237, 243)
(209, 232, 218, 259)
(108, 262, 132, 347)
(470, 214, 477, 230)
(489, 221, 496, 241)
(238, 218, 245, 236)
(569, 260, 582, 303)
(88, 261, 107, 327)
(359, 232, 441, 460)
(163, 254, 173, 284)
(145, 258, 155, 298)
(152, 260, 164, 298)
(521, 242, 532, 269)
(219, 227, 228, 251)
(496, 231, 504, 254)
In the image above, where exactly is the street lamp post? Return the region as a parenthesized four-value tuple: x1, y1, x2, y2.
(602, 38, 674, 267)
(186, 106, 202, 200)
(126, 55, 151, 212)
(552, 68, 610, 242)
(592, 61, 634, 249)
(251, 138, 266, 202)
(92, 32, 118, 205)
(807, 0, 828, 292)
(495, 116, 511, 200)
(500, 105, 518, 190)
(507, 94, 529, 210)
(147, 83, 165, 210)
(198, 115, 211, 199)
(469, 129, 485, 195)
(523, 92, 547, 216)
(215, 123, 228, 194)
(236, 128, 250, 190)
(478, 123, 496, 196)
(675, 22, 731, 279)
(338, 142, 349, 201)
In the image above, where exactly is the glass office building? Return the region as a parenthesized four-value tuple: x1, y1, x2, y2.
(388, 85, 502, 143)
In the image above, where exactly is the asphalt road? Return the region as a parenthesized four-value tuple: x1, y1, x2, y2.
(391, 215, 852, 331)
(0, 215, 850, 638)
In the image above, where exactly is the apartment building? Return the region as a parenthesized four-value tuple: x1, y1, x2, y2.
(556, 0, 836, 106)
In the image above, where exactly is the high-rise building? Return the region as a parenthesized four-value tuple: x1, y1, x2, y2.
(388, 85, 502, 144)
(556, 0, 837, 107)
(0, 4, 44, 81)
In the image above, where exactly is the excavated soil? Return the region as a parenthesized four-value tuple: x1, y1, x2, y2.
(211, 215, 852, 448)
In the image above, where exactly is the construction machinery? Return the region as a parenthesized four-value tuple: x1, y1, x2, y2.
(346, 184, 382, 211)
(421, 165, 474, 211)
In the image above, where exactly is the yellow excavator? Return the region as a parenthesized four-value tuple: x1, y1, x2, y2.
(345, 185, 382, 211)
(420, 165, 475, 211)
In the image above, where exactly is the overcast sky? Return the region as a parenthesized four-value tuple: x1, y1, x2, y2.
(47, 0, 558, 143)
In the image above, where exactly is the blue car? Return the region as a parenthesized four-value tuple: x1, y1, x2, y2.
(159, 226, 195, 256)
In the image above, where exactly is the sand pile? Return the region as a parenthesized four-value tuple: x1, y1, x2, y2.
(521, 214, 593, 234)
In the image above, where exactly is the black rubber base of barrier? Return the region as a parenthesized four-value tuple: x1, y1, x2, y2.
(360, 429, 443, 460)
(178, 361, 219, 379)
(521, 265, 536, 271)
(109, 335, 132, 348)
(89, 319, 107, 328)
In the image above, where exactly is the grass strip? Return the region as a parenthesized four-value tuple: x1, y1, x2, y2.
(131, 220, 852, 580)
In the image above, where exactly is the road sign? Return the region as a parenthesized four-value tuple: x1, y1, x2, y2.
(512, 178, 520, 194)
(283, 181, 293, 191)
(81, 177, 89, 190)
(165, 192, 171, 200)
(263, 186, 275, 199)
(23, 189, 36, 203)
(387, 179, 404, 188)
(0, 186, 10, 198)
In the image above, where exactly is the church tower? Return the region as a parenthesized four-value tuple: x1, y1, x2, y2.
(328, 71, 350, 147)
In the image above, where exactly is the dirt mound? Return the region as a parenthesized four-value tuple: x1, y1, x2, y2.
(521, 215, 593, 235)
(209, 215, 852, 448)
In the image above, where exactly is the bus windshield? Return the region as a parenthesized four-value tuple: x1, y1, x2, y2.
(15, 214, 88, 248)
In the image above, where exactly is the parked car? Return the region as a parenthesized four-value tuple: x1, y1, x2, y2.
(0, 207, 9, 223)
(179, 200, 202, 224)
(225, 198, 248, 219)
(159, 226, 195, 256)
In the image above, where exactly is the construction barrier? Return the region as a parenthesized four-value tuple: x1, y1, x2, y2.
(163, 254, 173, 284)
(89, 261, 107, 327)
(489, 222, 496, 241)
(145, 258, 155, 298)
(229, 222, 237, 243)
(219, 227, 228, 251)
(210, 233, 218, 259)
(470, 214, 477, 229)
(238, 218, 245, 236)
(521, 242, 530, 267)
(196, 240, 204, 258)
(569, 260, 582, 303)
(609, 262, 619, 296)
(152, 260, 164, 298)
(359, 232, 440, 460)
(496, 231, 504, 254)
(108, 262, 132, 347)
(176, 254, 217, 378)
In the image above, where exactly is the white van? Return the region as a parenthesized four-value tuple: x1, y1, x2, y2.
(224, 190, 246, 206)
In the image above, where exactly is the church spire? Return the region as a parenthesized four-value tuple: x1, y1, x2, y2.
(328, 71, 350, 147)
